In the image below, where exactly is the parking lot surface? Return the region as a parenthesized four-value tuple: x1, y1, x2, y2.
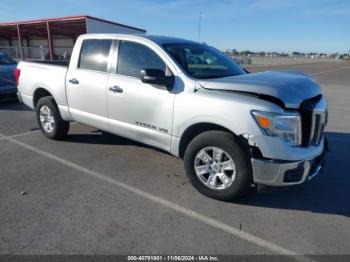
(1, 61, 350, 256)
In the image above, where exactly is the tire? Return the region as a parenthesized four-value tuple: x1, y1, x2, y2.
(36, 96, 70, 140)
(184, 130, 252, 201)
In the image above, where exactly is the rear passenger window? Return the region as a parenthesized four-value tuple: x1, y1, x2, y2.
(78, 39, 112, 72)
(117, 41, 165, 78)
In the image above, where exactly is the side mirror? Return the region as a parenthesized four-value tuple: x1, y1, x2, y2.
(140, 69, 174, 90)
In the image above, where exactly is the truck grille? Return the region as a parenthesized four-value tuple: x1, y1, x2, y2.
(301, 95, 327, 146)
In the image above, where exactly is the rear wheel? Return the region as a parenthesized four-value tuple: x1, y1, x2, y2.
(36, 96, 69, 140)
(184, 131, 252, 200)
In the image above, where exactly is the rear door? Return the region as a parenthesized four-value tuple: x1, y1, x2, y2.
(106, 40, 175, 151)
(66, 39, 113, 130)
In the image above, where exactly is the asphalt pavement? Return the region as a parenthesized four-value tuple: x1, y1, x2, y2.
(0, 61, 349, 257)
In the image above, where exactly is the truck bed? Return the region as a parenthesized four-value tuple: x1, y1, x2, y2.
(17, 60, 69, 109)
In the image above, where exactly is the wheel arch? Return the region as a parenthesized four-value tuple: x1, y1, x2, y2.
(178, 122, 245, 159)
(33, 88, 55, 109)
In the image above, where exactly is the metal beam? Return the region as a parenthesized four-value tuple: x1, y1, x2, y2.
(46, 21, 54, 60)
(16, 24, 23, 59)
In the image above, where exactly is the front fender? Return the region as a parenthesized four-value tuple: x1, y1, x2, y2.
(170, 88, 284, 157)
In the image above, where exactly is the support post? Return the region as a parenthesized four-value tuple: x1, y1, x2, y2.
(46, 21, 54, 60)
(16, 24, 23, 60)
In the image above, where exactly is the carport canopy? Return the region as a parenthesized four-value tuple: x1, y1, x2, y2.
(0, 15, 146, 61)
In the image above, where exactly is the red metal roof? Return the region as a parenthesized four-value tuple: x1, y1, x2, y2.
(0, 15, 146, 32)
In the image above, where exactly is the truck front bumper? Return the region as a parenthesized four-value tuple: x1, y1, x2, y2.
(251, 141, 327, 186)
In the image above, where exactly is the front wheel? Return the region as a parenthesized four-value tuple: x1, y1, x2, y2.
(184, 131, 252, 201)
(36, 96, 70, 140)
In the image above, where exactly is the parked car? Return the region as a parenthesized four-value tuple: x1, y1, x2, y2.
(241, 57, 252, 65)
(232, 57, 241, 64)
(16, 34, 328, 200)
(231, 57, 252, 65)
(0, 51, 18, 101)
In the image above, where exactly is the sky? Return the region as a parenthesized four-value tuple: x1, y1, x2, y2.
(0, 0, 349, 53)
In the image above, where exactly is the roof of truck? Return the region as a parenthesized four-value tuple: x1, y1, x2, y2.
(81, 34, 199, 45)
(140, 35, 199, 45)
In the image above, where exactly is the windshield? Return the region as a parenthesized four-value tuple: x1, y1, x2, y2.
(163, 44, 245, 79)
(0, 52, 16, 65)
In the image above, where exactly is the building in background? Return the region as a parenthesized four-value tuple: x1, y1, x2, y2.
(0, 15, 146, 61)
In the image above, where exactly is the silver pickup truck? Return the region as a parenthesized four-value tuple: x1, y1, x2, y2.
(16, 34, 328, 200)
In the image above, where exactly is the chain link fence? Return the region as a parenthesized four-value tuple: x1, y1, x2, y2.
(0, 46, 20, 60)
(1, 45, 344, 65)
(0, 46, 73, 61)
(232, 56, 343, 66)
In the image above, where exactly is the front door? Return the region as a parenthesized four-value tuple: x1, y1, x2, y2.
(107, 40, 175, 151)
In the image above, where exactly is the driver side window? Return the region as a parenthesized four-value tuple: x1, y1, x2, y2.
(117, 41, 166, 78)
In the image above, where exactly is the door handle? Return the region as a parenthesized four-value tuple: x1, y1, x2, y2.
(69, 78, 79, 84)
(109, 86, 123, 93)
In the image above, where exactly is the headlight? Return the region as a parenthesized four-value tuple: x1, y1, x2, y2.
(252, 110, 302, 146)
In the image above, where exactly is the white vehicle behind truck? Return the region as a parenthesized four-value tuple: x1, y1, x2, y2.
(16, 34, 328, 200)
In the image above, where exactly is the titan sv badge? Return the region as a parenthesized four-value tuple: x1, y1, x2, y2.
(135, 121, 168, 134)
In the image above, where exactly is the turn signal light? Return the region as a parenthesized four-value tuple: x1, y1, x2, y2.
(255, 116, 270, 128)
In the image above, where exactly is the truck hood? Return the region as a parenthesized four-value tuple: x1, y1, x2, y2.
(198, 71, 321, 108)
